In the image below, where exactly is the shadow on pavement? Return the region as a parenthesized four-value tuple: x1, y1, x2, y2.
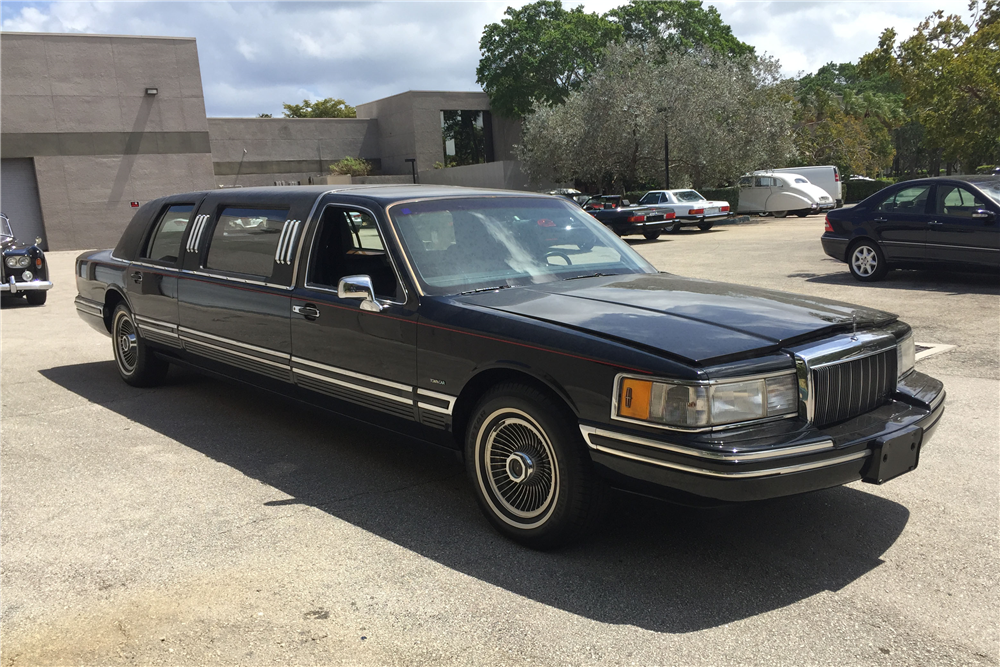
(796, 267, 1000, 296)
(41, 360, 911, 634)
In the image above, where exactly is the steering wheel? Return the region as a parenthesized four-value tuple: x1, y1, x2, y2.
(544, 250, 573, 266)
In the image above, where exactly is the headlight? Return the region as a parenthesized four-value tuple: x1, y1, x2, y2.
(5, 256, 30, 268)
(618, 373, 799, 428)
(897, 332, 915, 379)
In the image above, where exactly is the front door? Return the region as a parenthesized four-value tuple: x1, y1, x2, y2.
(929, 183, 1000, 269)
(290, 204, 419, 422)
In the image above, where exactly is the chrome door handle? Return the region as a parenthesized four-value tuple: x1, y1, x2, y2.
(874, 217, 888, 223)
(928, 220, 942, 225)
(292, 304, 320, 320)
(130, 271, 143, 284)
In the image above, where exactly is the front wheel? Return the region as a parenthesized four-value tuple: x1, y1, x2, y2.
(26, 290, 47, 306)
(465, 383, 606, 549)
(848, 240, 889, 282)
(112, 303, 169, 386)
(643, 231, 662, 240)
(795, 211, 810, 218)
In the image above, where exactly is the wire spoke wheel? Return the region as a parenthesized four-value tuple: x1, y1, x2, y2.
(114, 310, 139, 374)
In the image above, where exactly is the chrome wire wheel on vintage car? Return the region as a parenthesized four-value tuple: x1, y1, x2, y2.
(466, 383, 606, 548)
(849, 240, 889, 282)
(481, 410, 558, 523)
(111, 303, 169, 387)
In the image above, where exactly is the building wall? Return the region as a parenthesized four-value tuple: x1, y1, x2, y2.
(0, 32, 216, 250)
(418, 160, 530, 191)
(208, 117, 381, 188)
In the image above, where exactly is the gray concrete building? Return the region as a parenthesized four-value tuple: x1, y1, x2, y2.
(1, 31, 523, 251)
(1, 32, 216, 250)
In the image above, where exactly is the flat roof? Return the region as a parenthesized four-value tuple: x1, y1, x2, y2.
(1, 31, 195, 41)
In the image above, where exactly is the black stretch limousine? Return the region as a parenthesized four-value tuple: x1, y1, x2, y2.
(76, 185, 945, 547)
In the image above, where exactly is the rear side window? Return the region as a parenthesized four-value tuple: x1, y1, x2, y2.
(877, 185, 932, 213)
(205, 207, 289, 278)
(937, 185, 988, 217)
(144, 204, 194, 264)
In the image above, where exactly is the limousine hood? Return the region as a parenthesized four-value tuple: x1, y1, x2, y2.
(461, 273, 897, 365)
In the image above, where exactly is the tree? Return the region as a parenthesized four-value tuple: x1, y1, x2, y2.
(476, 0, 621, 117)
(605, 0, 754, 58)
(859, 0, 1000, 171)
(282, 98, 356, 118)
(518, 43, 795, 191)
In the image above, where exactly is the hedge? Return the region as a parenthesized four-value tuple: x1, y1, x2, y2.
(844, 179, 895, 203)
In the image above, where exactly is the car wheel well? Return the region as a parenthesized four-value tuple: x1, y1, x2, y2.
(103, 289, 127, 333)
(846, 236, 877, 261)
(452, 369, 577, 450)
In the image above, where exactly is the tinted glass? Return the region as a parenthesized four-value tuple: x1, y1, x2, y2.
(205, 207, 289, 277)
(674, 190, 703, 202)
(308, 207, 399, 300)
(638, 192, 660, 205)
(936, 185, 988, 217)
(739, 176, 752, 187)
(145, 204, 193, 263)
(971, 181, 1000, 204)
(388, 197, 656, 296)
(877, 185, 931, 213)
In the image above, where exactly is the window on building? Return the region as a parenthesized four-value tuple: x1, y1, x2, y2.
(205, 207, 289, 278)
(441, 110, 492, 167)
(144, 204, 194, 264)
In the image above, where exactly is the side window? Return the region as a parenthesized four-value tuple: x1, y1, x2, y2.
(144, 204, 193, 263)
(739, 176, 752, 188)
(205, 207, 289, 278)
(638, 192, 658, 205)
(754, 177, 767, 187)
(877, 185, 932, 213)
(307, 208, 400, 301)
(937, 185, 987, 217)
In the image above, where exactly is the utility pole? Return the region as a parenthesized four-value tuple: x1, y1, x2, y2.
(233, 148, 247, 187)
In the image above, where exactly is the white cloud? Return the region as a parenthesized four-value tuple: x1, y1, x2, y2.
(1, 0, 973, 117)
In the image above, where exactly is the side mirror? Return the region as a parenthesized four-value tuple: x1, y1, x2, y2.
(338, 275, 383, 312)
(972, 209, 997, 223)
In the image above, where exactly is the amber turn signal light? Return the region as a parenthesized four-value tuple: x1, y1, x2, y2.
(619, 378, 652, 420)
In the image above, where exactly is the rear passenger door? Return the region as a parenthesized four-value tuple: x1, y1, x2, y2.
(867, 184, 933, 263)
(177, 200, 305, 385)
(127, 201, 199, 348)
(290, 203, 419, 422)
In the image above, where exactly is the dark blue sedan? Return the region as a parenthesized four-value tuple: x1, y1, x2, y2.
(822, 175, 1000, 281)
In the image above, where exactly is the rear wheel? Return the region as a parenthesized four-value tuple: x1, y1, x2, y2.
(666, 222, 681, 233)
(112, 303, 169, 386)
(465, 383, 606, 549)
(795, 211, 810, 218)
(698, 222, 713, 231)
(26, 290, 47, 306)
(772, 211, 788, 218)
(643, 231, 662, 240)
(848, 240, 889, 282)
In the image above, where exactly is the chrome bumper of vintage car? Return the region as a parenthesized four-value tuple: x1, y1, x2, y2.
(1, 276, 53, 293)
(582, 371, 945, 502)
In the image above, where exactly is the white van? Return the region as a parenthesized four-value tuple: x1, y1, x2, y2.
(763, 166, 842, 206)
(737, 172, 835, 217)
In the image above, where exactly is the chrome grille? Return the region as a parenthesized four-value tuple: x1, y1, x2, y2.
(812, 349, 896, 426)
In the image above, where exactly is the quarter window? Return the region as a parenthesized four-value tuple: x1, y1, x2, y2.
(144, 204, 193, 263)
(307, 208, 400, 300)
(877, 185, 932, 213)
(205, 207, 289, 278)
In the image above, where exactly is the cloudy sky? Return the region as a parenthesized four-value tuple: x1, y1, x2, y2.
(1, 1, 969, 117)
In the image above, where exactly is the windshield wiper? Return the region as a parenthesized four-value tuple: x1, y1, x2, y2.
(564, 272, 619, 281)
(458, 284, 513, 295)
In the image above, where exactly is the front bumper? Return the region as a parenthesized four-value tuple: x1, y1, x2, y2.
(583, 371, 944, 503)
(1, 276, 53, 293)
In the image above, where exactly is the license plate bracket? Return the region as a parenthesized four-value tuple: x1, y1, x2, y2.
(863, 427, 922, 484)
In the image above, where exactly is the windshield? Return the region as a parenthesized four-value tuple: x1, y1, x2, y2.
(0, 215, 12, 240)
(673, 190, 704, 202)
(388, 197, 656, 296)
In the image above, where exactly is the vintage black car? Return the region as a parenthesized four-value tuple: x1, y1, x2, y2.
(75, 185, 945, 547)
(822, 175, 1000, 281)
(582, 195, 676, 240)
(1, 212, 52, 305)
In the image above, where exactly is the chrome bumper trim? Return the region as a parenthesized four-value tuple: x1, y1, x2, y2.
(2, 278, 53, 293)
(588, 441, 870, 479)
(74, 297, 104, 317)
(580, 425, 834, 462)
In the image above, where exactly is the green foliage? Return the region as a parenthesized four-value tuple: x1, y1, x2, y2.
(477, 1, 621, 117)
(695, 186, 740, 208)
(606, 0, 754, 58)
(859, 0, 1000, 170)
(283, 98, 356, 119)
(329, 157, 373, 177)
(844, 179, 896, 203)
(477, 0, 753, 118)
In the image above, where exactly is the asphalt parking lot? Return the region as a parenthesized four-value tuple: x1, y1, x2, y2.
(2, 217, 997, 666)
